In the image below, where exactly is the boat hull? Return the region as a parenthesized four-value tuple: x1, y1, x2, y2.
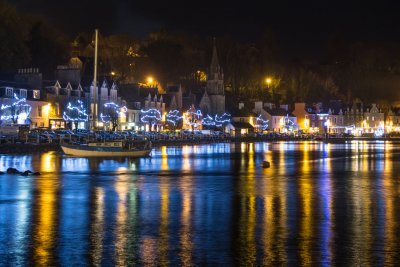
(61, 145, 151, 157)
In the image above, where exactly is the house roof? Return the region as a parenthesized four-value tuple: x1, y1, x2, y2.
(265, 107, 295, 117)
(167, 85, 181, 93)
(230, 107, 257, 117)
(161, 94, 175, 108)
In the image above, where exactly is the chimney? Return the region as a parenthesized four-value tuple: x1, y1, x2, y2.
(254, 101, 263, 113)
(263, 102, 273, 110)
(280, 104, 288, 111)
(238, 102, 244, 110)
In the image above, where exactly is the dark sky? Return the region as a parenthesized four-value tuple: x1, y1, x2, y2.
(13, 0, 400, 46)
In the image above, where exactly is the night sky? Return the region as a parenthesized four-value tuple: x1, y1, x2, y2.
(14, 0, 400, 41)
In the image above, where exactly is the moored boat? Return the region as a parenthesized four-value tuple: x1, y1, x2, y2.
(61, 141, 152, 157)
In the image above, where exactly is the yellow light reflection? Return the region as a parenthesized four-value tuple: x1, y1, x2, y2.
(114, 176, 129, 266)
(350, 158, 371, 266)
(299, 143, 313, 265)
(383, 143, 394, 266)
(40, 152, 57, 173)
(158, 183, 169, 265)
(237, 147, 256, 266)
(161, 146, 169, 171)
(179, 180, 193, 266)
(262, 158, 287, 265)
(32, 176, 58, 266)
(182, 146, 190, 171)
(90, 187, 104, 266)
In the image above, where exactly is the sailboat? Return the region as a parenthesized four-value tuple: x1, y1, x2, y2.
(61, 141, 152, 157)
(61, 29, 152, 157)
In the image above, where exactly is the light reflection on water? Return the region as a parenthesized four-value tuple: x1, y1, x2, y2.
(0, 141, 400, 265)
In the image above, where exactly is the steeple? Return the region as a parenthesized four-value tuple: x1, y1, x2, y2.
(210, 38, 220, 73)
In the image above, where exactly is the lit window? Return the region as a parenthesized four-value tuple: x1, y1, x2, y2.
(19, 89, 27, 98)
(33, 90, 40, 99)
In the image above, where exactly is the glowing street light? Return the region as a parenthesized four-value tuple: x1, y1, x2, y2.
(265, 77, 272, 86)
(147, 76, 154, 84)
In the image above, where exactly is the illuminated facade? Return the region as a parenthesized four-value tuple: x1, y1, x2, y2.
(0, 84, 50, 128)
(253, 102, 297, 132)
(292, 103, 309, 130)
(386, 109, 400, 133)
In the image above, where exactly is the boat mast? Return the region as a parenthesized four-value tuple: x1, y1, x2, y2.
(92, 29, 99, 130)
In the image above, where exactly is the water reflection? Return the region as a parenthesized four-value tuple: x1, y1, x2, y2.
(31, 173, 59, 265)
(0, 141, 400, 265)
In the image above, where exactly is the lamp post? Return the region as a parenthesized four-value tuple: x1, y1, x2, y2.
(265, 77, 274, 104)
(147, 76, 154, 87)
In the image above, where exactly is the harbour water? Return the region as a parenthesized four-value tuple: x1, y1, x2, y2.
(0, 141, 399, 266)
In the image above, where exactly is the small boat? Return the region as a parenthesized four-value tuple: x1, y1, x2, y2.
(61, 141, 152, 157)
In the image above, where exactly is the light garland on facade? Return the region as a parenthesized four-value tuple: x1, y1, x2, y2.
(202, 114, 215, 126)
(0, 93, 32, 123)
(256, 115, 269, 130)
(374, 127, 384, 137)
(100, 102, 126, 123)
(166, 110, 183, 126)
(284, 114, 295, 131)
(140, 108, 162, 125)
(185, 108, 202, 128)
(62, 100, 88, 122)
(215, 113, 231, 127)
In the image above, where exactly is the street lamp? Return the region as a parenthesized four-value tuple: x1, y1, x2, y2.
(265, 77, 272, 86)
(265, 77, 275, 104)
(147, 76, 154, 85)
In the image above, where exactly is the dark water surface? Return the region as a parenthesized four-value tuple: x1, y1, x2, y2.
(1, 141, 400, 266)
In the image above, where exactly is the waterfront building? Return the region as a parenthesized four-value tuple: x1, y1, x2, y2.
(357, 103, 385, 136)
(87, 79, 126, 130)
(0, 81, 50, 128)
(124, 104, 141, 131)
(343, 102, 384, 136)
(386, 108, 400, 133)
(253, 102, 297, 132)
(45, 80, 86, 129)
(292, 102, 310, 131)
(228, 102, 256, 136)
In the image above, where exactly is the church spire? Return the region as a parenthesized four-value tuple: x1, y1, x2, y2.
(210, 38, 220, 74)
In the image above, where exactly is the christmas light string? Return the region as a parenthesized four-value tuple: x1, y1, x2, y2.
(140, 108, 162, 125)
(202, 114, 215, 126)
(0, 93, 32, 122)
(215, 113, 231, 127)
(62, 100, 88, 121)
(166, 110, 183, 126)
(100, 102, 126, 123)
(256, 115, 269, 130)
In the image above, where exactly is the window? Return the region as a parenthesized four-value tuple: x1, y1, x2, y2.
(19, 89, 27, 98)
(6, 87, 13, 97)
(38, 106, 42, 117)
(110, 89, 117, 100)
(33, 90, 40, 99)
